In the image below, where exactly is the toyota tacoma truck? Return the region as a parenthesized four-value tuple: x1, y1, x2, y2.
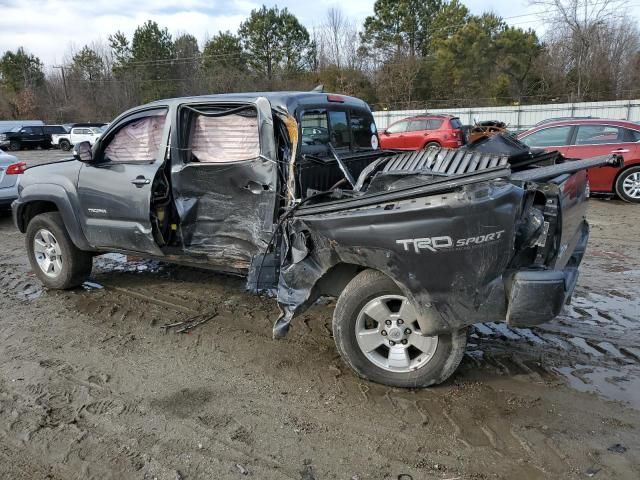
(11, 92, 621, 388)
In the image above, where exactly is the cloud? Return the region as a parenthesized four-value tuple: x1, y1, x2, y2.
(0, 0, 602, 67)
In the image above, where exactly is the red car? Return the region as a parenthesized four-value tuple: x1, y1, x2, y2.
(380, 115, 464, 150)
(518, 119, 640, 203)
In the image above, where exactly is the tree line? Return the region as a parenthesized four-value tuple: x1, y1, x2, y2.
(1, 0, 639, 123)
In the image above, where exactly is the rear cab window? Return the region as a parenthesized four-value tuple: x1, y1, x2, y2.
(300, 107, 378, 155)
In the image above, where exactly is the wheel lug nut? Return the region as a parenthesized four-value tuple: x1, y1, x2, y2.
(397, 319, 404, 325)
(401, 339, 408, 345)
(385, 320, 392, 326)
(389, 341, 396, 346)
(381, 330, 388, 336)
(404, 328, 411, 335)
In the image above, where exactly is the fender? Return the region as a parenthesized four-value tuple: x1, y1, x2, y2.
(15, 183, 94, 251)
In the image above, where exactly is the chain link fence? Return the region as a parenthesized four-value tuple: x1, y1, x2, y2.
(371, 99, 640, 132)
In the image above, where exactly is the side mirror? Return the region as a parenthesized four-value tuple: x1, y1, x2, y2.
(383, 130, 390, 136)
(73, 141, 93, 163)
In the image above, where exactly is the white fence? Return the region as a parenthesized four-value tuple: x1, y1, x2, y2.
(371, 99, 640, 131)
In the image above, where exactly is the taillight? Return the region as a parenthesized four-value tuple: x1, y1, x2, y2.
(5, 162, 26, 175)
(327, 94, 345, 103)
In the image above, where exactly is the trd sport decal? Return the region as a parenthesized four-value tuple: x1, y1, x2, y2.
(396, 230, 506, 253)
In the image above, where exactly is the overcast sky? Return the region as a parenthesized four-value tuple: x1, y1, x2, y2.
(0, 0, 632, 68)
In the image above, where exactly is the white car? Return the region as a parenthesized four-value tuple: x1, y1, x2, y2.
(53, 126, 107, 151)
(0, 149, 23, 209)
(70, 126, 103, 146)
(51, 132, 72, 151)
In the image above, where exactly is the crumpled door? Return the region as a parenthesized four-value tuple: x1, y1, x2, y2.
(171, 98, 278, 272)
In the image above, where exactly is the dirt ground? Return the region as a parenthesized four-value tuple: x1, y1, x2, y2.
(0, 150, 639, 479)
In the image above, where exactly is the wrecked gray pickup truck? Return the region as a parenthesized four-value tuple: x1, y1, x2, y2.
(12, 92, 621, 387)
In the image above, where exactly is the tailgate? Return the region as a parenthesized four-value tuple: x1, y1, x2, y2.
(551, 170, 589, 270)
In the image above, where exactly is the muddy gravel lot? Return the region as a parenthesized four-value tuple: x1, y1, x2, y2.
(0, 150, 639, 479)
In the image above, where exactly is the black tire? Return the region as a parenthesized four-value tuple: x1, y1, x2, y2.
(332, 269, 467, 388)
(424, 141, 440, 150)
(8, 140, 20, 151)
(25, 212, 93, 289)
(59, 140, 71, 151)
(615, 166, 640, 204)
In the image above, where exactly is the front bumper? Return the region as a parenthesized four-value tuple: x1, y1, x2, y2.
(505, 220, 588, 327)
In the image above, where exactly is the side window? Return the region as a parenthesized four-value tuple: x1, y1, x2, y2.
(575, 125, 621, 145)
(329, 111, 349, 148)
(622, 128, 640, 142)
(386, 121, 408, 134)
(408, 120, 428, 132)
(103, 111, 167, 163)
(301, 110, 329, 146)
(520, 126, 571, 147)
(428, 119, 444, 129)
(188, 110, 259, 163)
(22, 126, 34, 134)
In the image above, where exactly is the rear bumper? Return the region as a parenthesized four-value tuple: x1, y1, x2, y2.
(0, 187, 18, 208)
(505, 220, 588, 327)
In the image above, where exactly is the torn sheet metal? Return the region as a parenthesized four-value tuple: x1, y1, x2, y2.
(273, 177, 524, 338)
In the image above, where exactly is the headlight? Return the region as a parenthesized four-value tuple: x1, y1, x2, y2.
(0, 134, 6, 140)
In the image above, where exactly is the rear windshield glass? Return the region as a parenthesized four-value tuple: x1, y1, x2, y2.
(350, 111, 376, 149)
(450, 118, 462, 129)
(301, 108, 377, 154)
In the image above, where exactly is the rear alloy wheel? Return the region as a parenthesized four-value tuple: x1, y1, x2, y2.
(424, 142, 440, 150)
(615, 166, 640, 203)
(333, 269, 467, 388)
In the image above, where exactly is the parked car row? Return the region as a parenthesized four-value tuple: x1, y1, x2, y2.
(379, 114, 640, 203)
(0, 122, 107, 151)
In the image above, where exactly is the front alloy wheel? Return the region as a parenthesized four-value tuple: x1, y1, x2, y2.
(33, 228, 63, 278)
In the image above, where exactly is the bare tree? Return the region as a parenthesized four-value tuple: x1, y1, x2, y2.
(317, 7, 362, 70)
(531, 0, 626, 100)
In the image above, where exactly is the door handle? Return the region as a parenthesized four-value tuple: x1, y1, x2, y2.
(611, 148, 629, 154)
(131, 176, 150, 187)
